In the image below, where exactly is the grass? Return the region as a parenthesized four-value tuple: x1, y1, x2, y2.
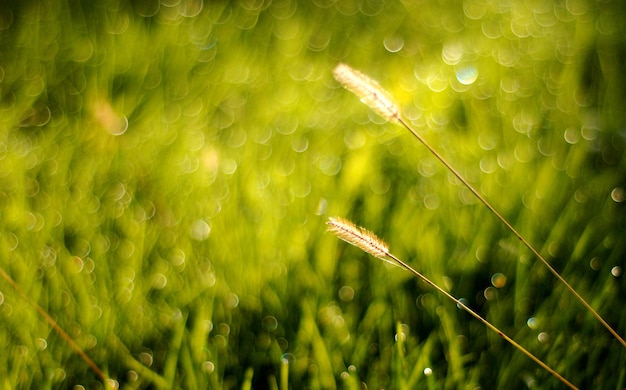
(332, 60, 624, 354)
(1, 0, 625, 389)
(327, 216, 577, 389)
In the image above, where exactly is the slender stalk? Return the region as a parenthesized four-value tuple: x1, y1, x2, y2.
(332, 63, 626, 348)
(327, 217, 578, 389)
(0, 266, 114, 388)
(395, 117, 626, 348)
(390, 252, 577, 389)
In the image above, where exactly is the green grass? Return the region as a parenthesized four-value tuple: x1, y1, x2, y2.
(1, 0, 625, 388)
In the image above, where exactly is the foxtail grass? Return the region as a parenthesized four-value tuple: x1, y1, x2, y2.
(0, 266, 116, 389)
(332, 63, 626, 348)
(333, 64, 401, 124)
(327, 217, 578, 389)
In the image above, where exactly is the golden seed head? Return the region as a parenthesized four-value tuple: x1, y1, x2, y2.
(333, 63, 400, 123)
(327, 216, 391, 261)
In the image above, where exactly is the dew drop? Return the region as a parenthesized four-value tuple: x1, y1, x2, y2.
(338, 286, 355, 302)
(262, 315, 278, 331)
(33, 338, 48, 353)
(491, 273, 507, 288)
(221, 159, 238, 175)
(139, 352, 154, 367)
(397, 323, 410, 340)
(483, 286, 497, 300)
(203, 361, 215, 374)
(5, 232, 18, 251)
(610, 188, 625, 203)
(127, 370, 138, 383)
(191, 219, 211, 240)
(456, 66, 478, 85)
(442, 42, 463, 65)
(611, 266, 621, 277)
(423, 193, 440, 210)
(383, 35, 404, 53)
(291, 136, 309, 152)
(344, 130, 366, 150)
(226, 293, 239, 308)
(219, 323, 231, 336)
(319, 155, 342, 176)
(282, 353, 295, 365)
(152, 273, 167, 289)
(69, 256, 85, 274)
(563, 127, 580, 144)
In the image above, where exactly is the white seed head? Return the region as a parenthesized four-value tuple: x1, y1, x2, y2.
(333, 63, 400, 123)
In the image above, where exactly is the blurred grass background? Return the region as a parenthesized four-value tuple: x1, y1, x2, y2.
(1, 0, 625, 388)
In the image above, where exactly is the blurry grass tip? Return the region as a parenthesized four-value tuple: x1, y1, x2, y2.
(333, 63, 400, 123)
(327, 217, 395, 265)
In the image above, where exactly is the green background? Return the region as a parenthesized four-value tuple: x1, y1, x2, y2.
(1, 0, 625, 388)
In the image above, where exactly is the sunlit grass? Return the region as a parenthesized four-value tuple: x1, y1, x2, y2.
(1, 0, 625, 389)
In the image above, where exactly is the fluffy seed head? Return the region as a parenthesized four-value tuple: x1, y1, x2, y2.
(333, 63, 400, 123)
(327, 217, 392, 262)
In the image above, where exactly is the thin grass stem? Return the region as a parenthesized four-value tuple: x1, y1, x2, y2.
(395, 117, 626, 348)
(0, 266, 115, 388)
(327, 217, 578, 389)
